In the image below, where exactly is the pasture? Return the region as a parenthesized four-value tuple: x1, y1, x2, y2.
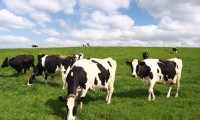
(0, 47, 199, 120)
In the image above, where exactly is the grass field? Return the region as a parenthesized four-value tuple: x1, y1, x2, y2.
(0, 47, 200, 120)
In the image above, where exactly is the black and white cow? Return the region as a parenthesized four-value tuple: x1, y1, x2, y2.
(126, 58, 182, 100)
(172, 47, 177, 53)
(27, 53, 83, 89)
(142, 52, 149, 59)
(59, 57, 117, 120)
(1, 54, 34, 77)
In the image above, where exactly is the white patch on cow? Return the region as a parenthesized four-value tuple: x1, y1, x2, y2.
(41, 55, 48, 67)
(67, 96, 75, 120)
(61, 65, 71, 89)
(131, 59, 139, 77)
(71, 71, 73, 76)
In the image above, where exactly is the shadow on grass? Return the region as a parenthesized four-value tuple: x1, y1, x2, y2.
(31, 78, 62, 88)
(45, 98, 66, 119)
(0, 73, 18, 77)
(114, 88, 162, 99)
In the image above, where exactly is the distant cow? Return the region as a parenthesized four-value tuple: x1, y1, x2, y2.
(172, 47, 177, 53)
(126, 58, 182, 100)
(32, 45, 38, 48)
(142, 52, 149, 59)
(59, 57, 117, 120)
(27, 53, 84, 89)
(1, 54, 34, 77)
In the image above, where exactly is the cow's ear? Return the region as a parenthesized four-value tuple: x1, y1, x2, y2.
(125, 61, 131, 66)
(138, 61, 145, 66)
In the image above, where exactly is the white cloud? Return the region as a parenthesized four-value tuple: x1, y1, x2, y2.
(43, 37, 81, 47)
(31, 12, 51, 22)
(3, 0, 34, 14)
(32, 28, 61, 37)
(0, 35, 35, 48)
(80, 0, 130, 12)
(0, 9, 35, 29)
(81, 11, 134, 30)
(0, 27, 10, 32)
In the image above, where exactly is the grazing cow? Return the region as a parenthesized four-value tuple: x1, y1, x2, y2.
(27, 53, 83, 89)
(172, 47, 177, 53)
(1, 54, 34, 77)
(59, 57, 117, 120)
(142, 52, 149, 59)
(32, 45, 38, 48)
(126, 58, 182, 100)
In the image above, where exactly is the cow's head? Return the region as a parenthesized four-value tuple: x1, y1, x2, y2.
(59, 94, 78, 120)
(142, 52, 149, 59)
(126, 59, 140, 77)
(1, 58, 9, 68)
(73, 53, 84, 61)
(27, 73, 37, 86)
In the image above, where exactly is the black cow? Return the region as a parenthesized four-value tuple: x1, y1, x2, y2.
(59, 57, 117, 120)
(1, 54, 34, 77)
(172, 47, 177, 53)
(142, 52, 149, 59)
(27, 53, 84, 89)
(32, 45, 38, 48)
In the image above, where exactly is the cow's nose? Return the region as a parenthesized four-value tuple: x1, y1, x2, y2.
(132, 74, 137, 77)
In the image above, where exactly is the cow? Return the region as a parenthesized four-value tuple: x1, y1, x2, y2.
(172, 47, 177, 53)
(32, 45, 38, 48)
(27, 53, 84, 89)
(59, 57, 117, 120)
(126, 58, 182, 101)
(1, 54, 34, 77)
(142, 52, 149, 59)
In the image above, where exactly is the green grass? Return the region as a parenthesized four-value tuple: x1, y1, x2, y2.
(0, 47, 200, 120)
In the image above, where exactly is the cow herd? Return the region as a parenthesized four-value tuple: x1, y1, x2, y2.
(0, 50, 182, 120)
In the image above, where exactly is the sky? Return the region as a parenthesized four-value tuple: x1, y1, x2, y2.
(0, 0, 200, 48)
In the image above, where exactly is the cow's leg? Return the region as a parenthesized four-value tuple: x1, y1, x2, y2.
(148, 81, 156, 100)
(62, 78, 67, 89)
(106, 81, 114, 104)
(32, 64, 35, 69)
(45, 74, 48, 84)
(24, 69, 26, 74)
(79, 87, 89, 109)
(61, 72, 67, 89)
(17, 69, 22, 77)
(175, 77, 181, 97)
(167, 82, 173, 98)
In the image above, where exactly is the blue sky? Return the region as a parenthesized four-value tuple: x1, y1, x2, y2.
(0, 0, 200, 48)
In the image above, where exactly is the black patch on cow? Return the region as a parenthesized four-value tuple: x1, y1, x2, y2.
(67, 66, 87, 95)
(149, 72, 153, 79)
(91, 60, 110, 86)
(157, 60, 176, 81)
(62, 56, 75, 70)
(64, 71, 66, 74)
(107, 61, 112, 67)
(157, 69, 159, 73)
(160, 76, 161, 79)
(94, 77, 98, 85)
(138, 61, 151, 79)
